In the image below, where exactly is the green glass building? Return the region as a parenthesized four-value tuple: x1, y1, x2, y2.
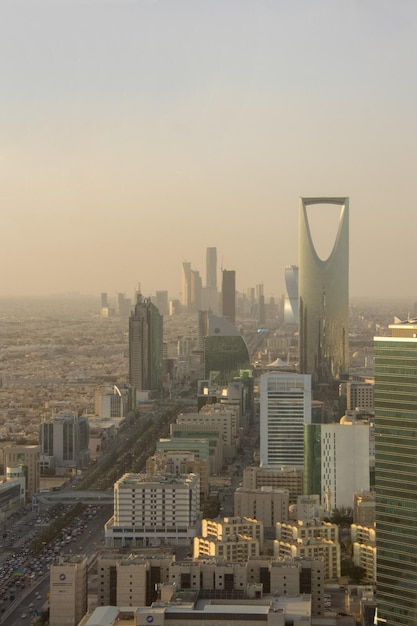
(375, 321, 417, 625)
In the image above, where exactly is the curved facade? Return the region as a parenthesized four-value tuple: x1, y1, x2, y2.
(284, 264, 299, 325)
(298, 197, 349, 385)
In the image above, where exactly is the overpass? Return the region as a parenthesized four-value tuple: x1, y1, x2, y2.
(33, 490, 114, 506)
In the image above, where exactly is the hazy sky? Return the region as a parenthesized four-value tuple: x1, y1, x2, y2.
(1, 0, 417, 301)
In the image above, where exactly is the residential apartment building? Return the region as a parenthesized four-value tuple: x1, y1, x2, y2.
(274, 520, 340, 580)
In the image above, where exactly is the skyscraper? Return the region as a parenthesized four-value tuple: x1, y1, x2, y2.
(298, 197, 349, 385)
(181, 261, 192, 312)
(190, 269, 202, 312)
(129, 292, 163, 393)
(284, 265, 299, 325)
(40, 411, 90, 470)
(204, 247, 218, 313)
(206, 247, 217, 290)
(155, 290, 169, 316)
(260, 371, 311, 468)
(374, 319, 417, 625)
(222, 269, 236, 325)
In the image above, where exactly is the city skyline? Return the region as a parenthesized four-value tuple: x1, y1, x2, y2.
(2, 1, 417, 299)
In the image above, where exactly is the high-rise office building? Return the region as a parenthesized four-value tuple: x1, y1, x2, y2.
(222, 269, 236, 325)
(155, 290, 169, 316)
(256, 283, 266, 326)
(129, 292, 163, 393)
(117, 292, 131, 317)
(374, 319, 417, 625)
(190, 269, 202, 312)
(260, 371, 311, 468)
(181, 261, 192, 311)
(204, 247, 218, 313)
(206, 246, 217, 290)
(284, 265, 299, 324)
(40, 411, 90, 470)
(298, 197, 349, 385)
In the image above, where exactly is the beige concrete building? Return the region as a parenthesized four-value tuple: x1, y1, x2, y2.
(234, 487, 289, 529)
(194, 534, 260, 562)
(274, 521, 340, 580)
(353, 491, 375, 525)
(202, 516, 264, 549)
(84, 594, 313, 626)
(351, 524, 376, 582)
(243, 466, 303, 503)
(3, 444, 40, 503)
(97, 553, 174, 607)
(194, 517, 264, 562)
(50, 555, 88, 626)
(93, 553, 326, 619)
(146, 452, 209, 499)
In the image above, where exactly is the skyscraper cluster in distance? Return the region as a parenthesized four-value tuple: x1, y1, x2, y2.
(39, 197, 417, 626)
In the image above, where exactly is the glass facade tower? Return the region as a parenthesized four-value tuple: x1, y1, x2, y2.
(260, 372, 311, 468)
(298, 197, 349, 385)
(129, 293, 163, 393)
(375, 321, 417, 625)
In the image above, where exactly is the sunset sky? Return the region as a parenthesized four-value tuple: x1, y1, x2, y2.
(1, 0, 416, 301)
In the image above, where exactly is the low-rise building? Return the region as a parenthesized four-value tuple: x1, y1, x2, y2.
(234, 487, 289, 530)
(274, 520, 340, 580)
(351, 524, 376, 582)
(243, 466, 303, 503)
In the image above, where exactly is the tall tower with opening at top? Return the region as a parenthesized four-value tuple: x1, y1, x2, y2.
(298, 197, 349, 386)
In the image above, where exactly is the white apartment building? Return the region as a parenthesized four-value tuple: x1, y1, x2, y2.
(321, 422, 370, 513)
(105, 472, 200, 547)
(260, 372, 311, 468)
